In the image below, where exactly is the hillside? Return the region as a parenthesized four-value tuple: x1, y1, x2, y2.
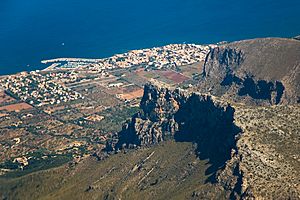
(0, 141, 228, 200)
(198, 38, 300, 105)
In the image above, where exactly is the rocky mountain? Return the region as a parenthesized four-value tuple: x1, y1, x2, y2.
(198, 38, 300, 105)
(106, 83, 300, 199)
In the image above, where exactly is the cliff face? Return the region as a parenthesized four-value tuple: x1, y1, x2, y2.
(199, 38, 300, 105)
(203, 47, 244, 79)
(115, 84, 240, 157)
(115, 85, 184, 148)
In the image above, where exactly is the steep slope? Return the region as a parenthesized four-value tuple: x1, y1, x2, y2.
(199, 38, 300, 105)
(0, 142, 228, 200)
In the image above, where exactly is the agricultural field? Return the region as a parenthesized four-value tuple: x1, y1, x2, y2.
(0, 61, 199, 177)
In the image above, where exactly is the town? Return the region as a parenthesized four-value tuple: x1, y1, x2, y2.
(0, 43, 213, 175)
(0, 71, 83, 107)
(42, 43, 213, 71)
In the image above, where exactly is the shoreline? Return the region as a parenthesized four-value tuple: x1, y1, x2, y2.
(1, 43, 214, 77)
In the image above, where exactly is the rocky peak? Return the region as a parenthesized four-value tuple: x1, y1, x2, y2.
(139, 84, 187, 121)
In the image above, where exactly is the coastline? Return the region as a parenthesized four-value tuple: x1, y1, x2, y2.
(1, 43, 214, 77)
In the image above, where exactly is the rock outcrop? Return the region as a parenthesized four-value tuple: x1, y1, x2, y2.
(198, 38, 300, 105)
(114, 84, 240, 156)
(110, 84, 243, 195)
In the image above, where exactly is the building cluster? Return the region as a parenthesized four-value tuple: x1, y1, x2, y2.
(44, 71, 80, 84)
(43, 44, 213, 71)
(0, 71, 83, 106)
(99, 44, 212, 69)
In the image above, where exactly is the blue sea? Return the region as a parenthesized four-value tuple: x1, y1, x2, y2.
(1, 0, 300, 75)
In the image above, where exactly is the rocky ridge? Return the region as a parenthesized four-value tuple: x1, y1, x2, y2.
(114, 84, 239, 153)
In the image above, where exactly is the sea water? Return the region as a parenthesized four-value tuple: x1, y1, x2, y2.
(0, 0, 300, 75)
